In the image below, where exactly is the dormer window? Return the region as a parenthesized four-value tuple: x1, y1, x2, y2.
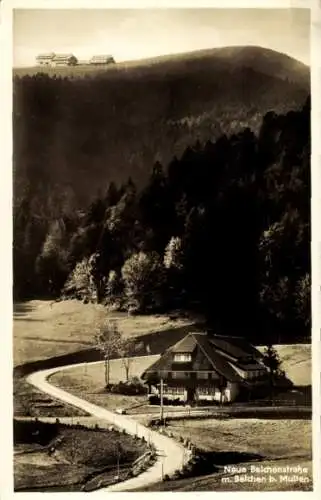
(174, 353, 192, 362)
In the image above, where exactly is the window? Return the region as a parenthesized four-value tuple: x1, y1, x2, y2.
(165, 386, 185, 395)
(172, 371, 191, 379)
(197, 372, 209, 379)
(174, 353, 192, 362)
(197, 386, 215, 395)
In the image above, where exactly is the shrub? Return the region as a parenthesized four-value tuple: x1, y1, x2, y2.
(148, 395, 159, 405)
(109, 379, 147, 396)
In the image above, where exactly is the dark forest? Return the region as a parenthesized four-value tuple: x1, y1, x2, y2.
(13, 60, 310, 344)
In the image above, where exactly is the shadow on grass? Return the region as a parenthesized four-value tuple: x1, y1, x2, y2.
(13, 303, 36, 315)
(14, 323, 201, 378)
(204, 450, 262, 467)
(178, 450, 263, 479)
(132, 323, 204, 356)
(14, 318, 44, 322)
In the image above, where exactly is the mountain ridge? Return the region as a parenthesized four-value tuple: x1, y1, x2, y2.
(13, 45, 310, 209)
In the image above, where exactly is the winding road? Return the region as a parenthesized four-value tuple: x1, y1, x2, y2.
(26, 362, 189, 492)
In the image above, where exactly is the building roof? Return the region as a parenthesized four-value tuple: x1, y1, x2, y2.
(36, 52, 55, 59)
(142, 333, 244, 383)
(53, 53, 77, 60)
(196, 335, 243, 382)
(171, 332, 205, 353)
(237, 362, 265, 371)
(208, 335, 263, 361)
(90, 55, 114, 61)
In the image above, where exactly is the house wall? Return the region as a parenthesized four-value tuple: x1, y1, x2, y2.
(195, 382, 239, 403)
(161, 386, 188, 402)
(225, 381, 239, 402)
(37, 59, 52, 65)
(51, 57, 77, 67)
(163, 390, 187, 402)
(196, 387, 223, 402)
(149, 381, 239, 404)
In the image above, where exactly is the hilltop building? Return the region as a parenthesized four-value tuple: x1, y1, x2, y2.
(77, 59, 90, 66)
(35, 52, 55, 66)
(51, 54, 78, 66)
(90, 55, 115, 65)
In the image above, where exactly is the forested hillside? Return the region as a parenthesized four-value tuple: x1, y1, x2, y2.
(13, 92, 310, 343)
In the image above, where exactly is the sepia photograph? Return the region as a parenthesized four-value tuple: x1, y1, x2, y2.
(10, 3, 314, 494)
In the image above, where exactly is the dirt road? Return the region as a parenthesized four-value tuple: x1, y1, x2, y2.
(26, 363, 189, 491)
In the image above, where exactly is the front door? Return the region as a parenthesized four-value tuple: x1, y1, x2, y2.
(187, 387, 195, 403)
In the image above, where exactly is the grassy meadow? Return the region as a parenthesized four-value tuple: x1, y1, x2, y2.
(13, 299, 191, 417)
(138, 418, 312, 491)
(13, 299, 192, 367)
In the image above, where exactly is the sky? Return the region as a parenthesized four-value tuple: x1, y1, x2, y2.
(13, 8, 310, 67)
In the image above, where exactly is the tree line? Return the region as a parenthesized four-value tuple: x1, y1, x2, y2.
(13, 96, 310, 343)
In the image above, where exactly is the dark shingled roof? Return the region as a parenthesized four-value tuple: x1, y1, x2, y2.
(53, 53, 77, 60)
(36, 52, 55, 58)
(237, 362, 265, 370)
(142, 332, 243, 383)
(170, 332, 204, 353)
(208, 335, 263, 361)
(196, 335, 243, 382)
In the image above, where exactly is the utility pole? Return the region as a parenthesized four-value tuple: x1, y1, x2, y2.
(160, 377, 164, 422)
(117, 449, 120, 479)
(115, 442, 121, 480)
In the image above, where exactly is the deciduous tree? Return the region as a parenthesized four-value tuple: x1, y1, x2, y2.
(94, 320, 122, 387)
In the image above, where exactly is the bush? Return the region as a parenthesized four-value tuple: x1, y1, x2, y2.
(109, 379, 147, 396)
(148, 395, 160, 405)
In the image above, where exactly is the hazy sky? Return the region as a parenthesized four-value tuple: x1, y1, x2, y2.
(13, 8, 310, 67)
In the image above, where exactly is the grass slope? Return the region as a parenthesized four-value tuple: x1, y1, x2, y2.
(14, 46, 309, 205)
(13, 299, 192, 367)
(139, 418, 312, 491)
(258, 344, 311, 387)
(49, 355, 159, 412)
(14, 420, 147, 491)
(13, 299, 192, 417)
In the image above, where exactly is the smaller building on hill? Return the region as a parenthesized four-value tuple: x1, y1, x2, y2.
(36, 52, 56, 66)
(51, 54, 78, 66)
(90, 55, 115, 65)
(141, 332, 269, 404)
(77, 59, 90, 66)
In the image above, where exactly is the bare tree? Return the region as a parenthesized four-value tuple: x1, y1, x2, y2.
(119, 337, 135, 382)
(94, 320, 122, 387)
